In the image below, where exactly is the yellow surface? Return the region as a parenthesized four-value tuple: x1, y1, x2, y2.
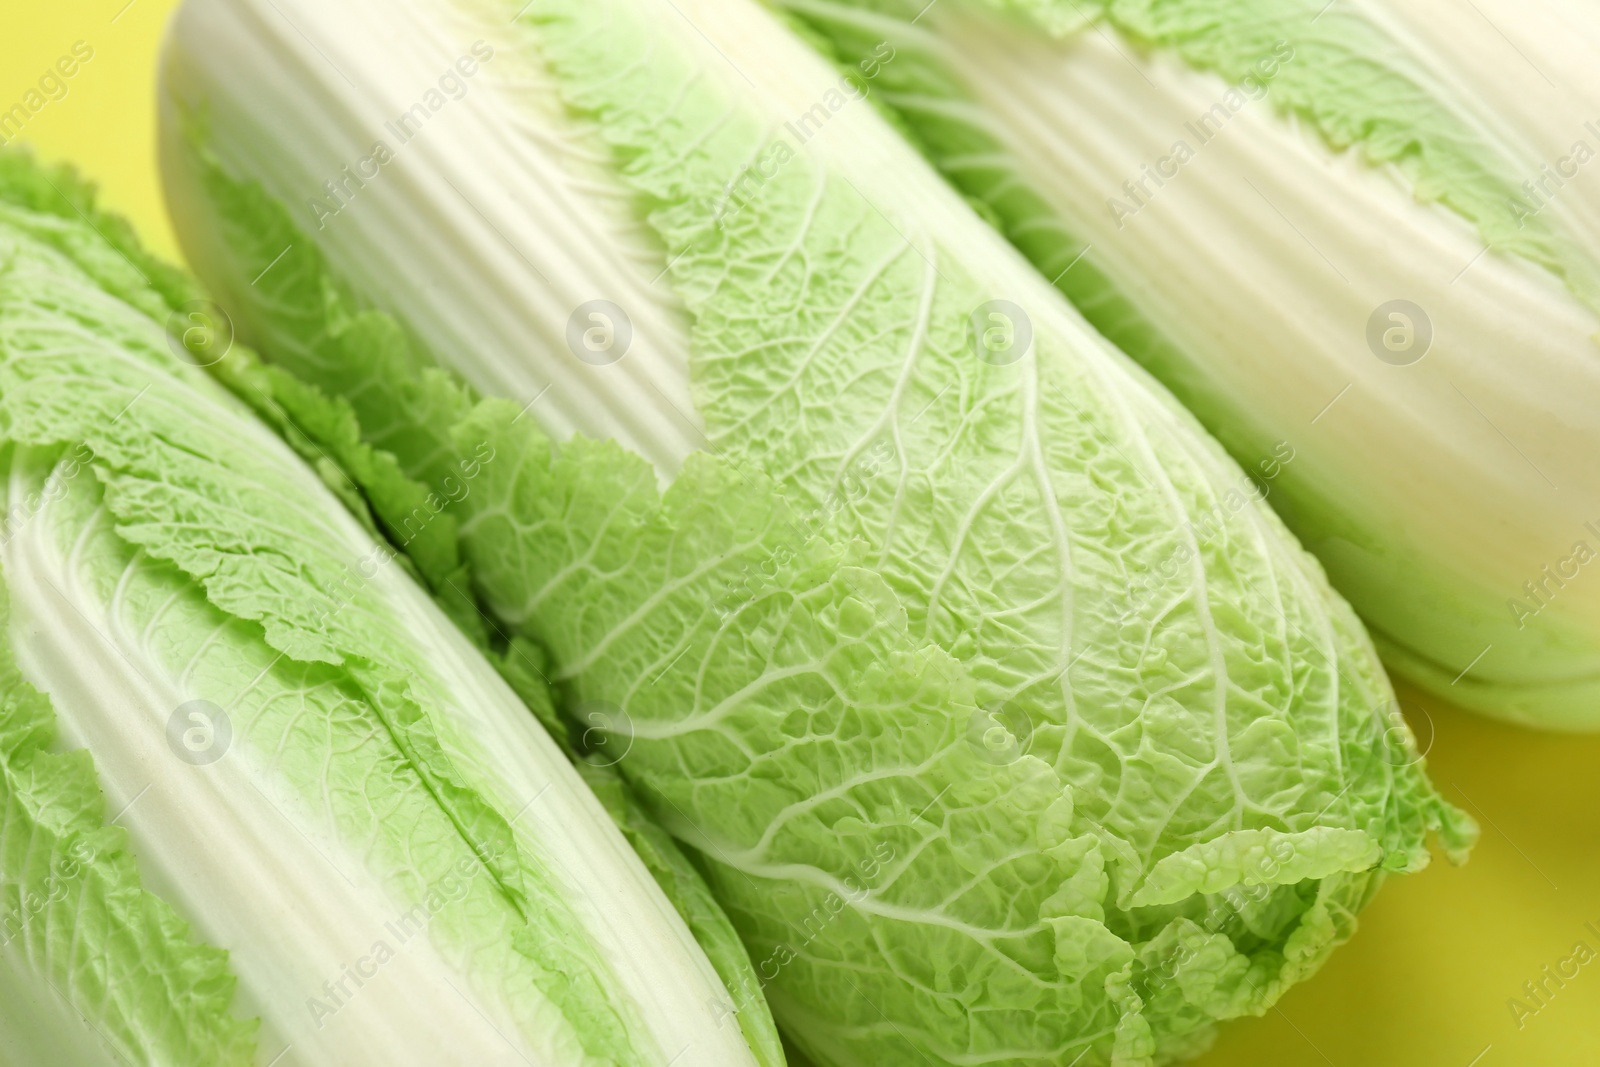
(2, 0, 181, 259)
(1199, 686, 1600, 1067)
(5, 3, 1600, 1066)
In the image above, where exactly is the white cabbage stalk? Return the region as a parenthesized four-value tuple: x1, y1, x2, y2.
(779, 0, 1600, 728)
(161, 0, 703, 474)
(157, 0, 1474, 1064)
(0, 155, 761, 1067)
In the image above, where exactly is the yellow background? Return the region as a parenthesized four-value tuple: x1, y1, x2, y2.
(4, 3, 1600, 1065)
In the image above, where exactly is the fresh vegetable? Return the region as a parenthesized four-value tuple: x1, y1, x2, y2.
(158, 0, 1473, 1063)
(0, 149, 773, 1067)
(781, 0, 1600, 729)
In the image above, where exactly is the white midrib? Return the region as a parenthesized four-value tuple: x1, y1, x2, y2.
(163, 0, 703, 476)
(3, 488, 537, 1067)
